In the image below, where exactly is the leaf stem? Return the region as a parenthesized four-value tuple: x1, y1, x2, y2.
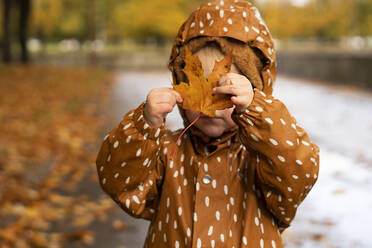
(170, 112, 202, 158)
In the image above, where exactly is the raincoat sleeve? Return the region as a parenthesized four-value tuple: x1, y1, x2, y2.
(231, 88, 320, 231)
(95, 101, 166, 220)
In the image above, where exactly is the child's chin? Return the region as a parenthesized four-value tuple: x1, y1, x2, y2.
(199, 126, 225, 138)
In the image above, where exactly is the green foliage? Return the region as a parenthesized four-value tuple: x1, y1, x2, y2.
(106, 0, 200, 41)
(3, 0, 372, 42)
(355, 0, 372, 36)
(260, 0, 371, 39)
(31, 0, 64, 38)
(27, 0, 204, 41)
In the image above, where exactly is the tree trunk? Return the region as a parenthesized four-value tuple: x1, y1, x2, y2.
(2, 0, 12, 63)
(19, 0, 31, 63)
(86, 0, 96, 41)
(86, 0, 98, 65)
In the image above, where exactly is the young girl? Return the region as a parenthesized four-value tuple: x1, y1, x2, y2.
(95, 1, 320, 247)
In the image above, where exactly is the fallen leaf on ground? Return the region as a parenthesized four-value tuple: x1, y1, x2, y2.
(64, 230, 95, 244)
(332, 189, 346, 194)
(0, 65, 114, 247)
(309, 219, 335, 226)
(112, 220, 130, 231)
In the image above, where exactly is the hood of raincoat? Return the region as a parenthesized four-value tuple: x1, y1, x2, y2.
(167, 0, 277, 145)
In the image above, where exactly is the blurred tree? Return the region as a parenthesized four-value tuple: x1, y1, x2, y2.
(20, 0, 31, 62)
(0, 3, 2, 37)
(259, 0, 366, 40)
(30, 0, 62, 40)
(58, 0, 85, 39)
(86, 0, 96, 41)
(106, 0, 205, 43)
(310, 0, 354, 39)
(2, 0, 11, 63)
(31, 0, 105, 41)
(86, 0, 97, 65)
(2, 0, 31, 63)
(2, 0, 371, 51)
(353, 0, 372, 36)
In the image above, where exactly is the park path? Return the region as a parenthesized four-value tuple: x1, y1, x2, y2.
(102, 70, 372, 248)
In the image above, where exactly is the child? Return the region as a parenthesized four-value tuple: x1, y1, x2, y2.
(95, 0, 320, 247)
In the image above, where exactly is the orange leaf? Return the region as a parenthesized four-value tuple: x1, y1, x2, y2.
(172, 47, 233, 117)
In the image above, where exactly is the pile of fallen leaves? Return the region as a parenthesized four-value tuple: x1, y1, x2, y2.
(0, 65, 117, 247)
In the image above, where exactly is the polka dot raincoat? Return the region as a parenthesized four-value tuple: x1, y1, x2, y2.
(95, 1, 320, 247)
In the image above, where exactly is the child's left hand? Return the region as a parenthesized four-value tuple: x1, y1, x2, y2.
(213, 72, 254, 113)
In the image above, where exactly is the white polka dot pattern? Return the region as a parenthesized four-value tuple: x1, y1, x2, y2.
(230, 87, 320, 234)
(96, 1, 320, 247)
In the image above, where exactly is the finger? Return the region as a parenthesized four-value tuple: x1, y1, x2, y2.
(219, 73, 250, 88)
(231, 95, 248, 106)
(156, 103, 174, 114)
(227, 73, 252, 85)
(213, 85, 239, 96)
(175, 93, 183, 103)
(170, 89, 183, 103)
(154, 90, 179, 105)
(154, 93, 176, 104)
(218, 74, 232, 86)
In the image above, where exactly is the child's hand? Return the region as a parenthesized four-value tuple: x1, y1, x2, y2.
(144, 88, 183, 127)
(213, 72, 254, 113)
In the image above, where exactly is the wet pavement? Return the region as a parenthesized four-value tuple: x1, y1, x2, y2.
(98, 70, 372, 248)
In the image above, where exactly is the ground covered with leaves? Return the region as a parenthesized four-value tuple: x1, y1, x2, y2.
(0, 65, 125, 247)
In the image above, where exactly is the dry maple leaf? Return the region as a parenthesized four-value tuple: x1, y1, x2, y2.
(170, 47, 234, 158)
(172, 46, 233, 117)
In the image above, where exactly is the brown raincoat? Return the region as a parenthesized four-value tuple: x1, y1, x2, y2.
(95, 1, 320, 247)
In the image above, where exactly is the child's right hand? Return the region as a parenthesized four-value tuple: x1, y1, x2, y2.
(144, 88, 183, 127)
